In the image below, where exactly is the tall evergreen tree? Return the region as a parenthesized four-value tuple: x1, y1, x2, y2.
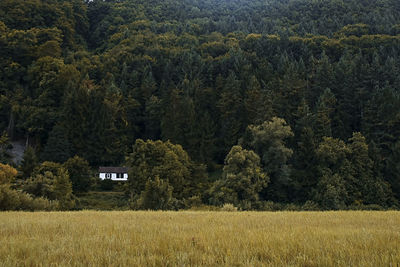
(41, 125, 72, 163)
(20, 146, 38, 179)
(217, 72, 244, 156)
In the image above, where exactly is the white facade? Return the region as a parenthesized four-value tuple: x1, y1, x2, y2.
(99, 172, 128, 181)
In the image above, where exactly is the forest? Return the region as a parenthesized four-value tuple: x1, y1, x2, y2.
(1, 0, 400, 210)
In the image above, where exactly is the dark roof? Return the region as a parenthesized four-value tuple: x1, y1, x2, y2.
(99, 167, 129, 173)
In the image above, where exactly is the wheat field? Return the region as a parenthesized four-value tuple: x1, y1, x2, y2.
(0, 211, 399, 266)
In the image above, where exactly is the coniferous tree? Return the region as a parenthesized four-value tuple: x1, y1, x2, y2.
(63, 156, 91, 193)
(291, 99, 318, 202)
(314, 88, 337, 140)
(41, 125, 72, 163)
(0, 133, 12, 164)
(217, 72, 244, 155)
(20, 146, 38, 179)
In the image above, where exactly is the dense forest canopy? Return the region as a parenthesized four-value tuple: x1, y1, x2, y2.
(1, 0, 400, 210)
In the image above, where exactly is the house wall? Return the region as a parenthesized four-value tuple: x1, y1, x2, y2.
(99, 172, 128, 181)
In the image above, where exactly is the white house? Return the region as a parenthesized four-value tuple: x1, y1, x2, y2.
(99, 167, 129, 181)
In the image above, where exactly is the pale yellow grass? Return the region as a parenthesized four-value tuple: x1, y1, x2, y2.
(0, 211, 399, 266)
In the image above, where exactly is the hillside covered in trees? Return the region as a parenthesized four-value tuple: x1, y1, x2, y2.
(1, 0, 400, 210)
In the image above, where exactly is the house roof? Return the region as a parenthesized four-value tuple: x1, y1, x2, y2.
(99, 167, 129, 173)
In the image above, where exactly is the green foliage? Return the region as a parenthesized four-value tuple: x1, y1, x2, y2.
(0, 184, 56, 211)
(133, 176, 176, 210)
(217, 72, 244, 152)
(63, 156, 91, 193)
(314, 133, 394, 209)
(20, 147, 38, 179)
(314, 88, 337, 140)
(24, 172, 55, 200)
(243, 117, 294, 202)
(126, 139, 206, 201)
(41, 125, 72, 163)
(99, 179, 114, 191)
(1, 0, 400, 209)
(209, 145, 268, 209)
(0, 164, 56, 211)
(32, 161, 63, 177)
(220, 203, 238, 212)
(52, 168, 75, 210)
(75, 191, 129, 210)
(24, 162, 75, 210)
(0, 133, 12, 164)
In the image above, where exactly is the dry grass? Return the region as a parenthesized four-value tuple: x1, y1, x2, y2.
(0, 211, 399, 266)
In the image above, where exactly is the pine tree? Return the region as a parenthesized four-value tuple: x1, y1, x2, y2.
(20, 146, 38, 179)
(314, 88, 336, 140)
(41, 125, 72, 163)
(291, 99, 318, 202)
(217, 72, 244, 156)
(0, 133, 12, 164)
(63, 155, 91, 193)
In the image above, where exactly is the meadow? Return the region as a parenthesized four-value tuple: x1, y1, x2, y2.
(0, 211, 399, 266)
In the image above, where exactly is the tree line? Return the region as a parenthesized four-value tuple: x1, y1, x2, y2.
(1, 0, 400, 210)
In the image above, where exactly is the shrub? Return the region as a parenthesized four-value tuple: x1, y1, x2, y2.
(347, 204, 384, 211)
(188, 205, 220, 211)
(259, 201, 282, 211)
(99, 179, 114, 191)
(133, 176, 176, 210)
(17, 191, 56, 211)
(283, 203, 302, 211)
(220, 203, 238, 212)
(302, 200, 320, 211)
(0, 184, 56, 211)
(0, 184, 20, 210)
(23, 166, 75, 210)
(0, 163, 18, 184)
(184, 195, 203, 208)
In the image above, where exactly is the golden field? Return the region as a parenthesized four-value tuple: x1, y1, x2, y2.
(0, 211, 399, 266)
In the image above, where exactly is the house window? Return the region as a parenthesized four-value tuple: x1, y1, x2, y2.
(117, 173, 124, 178)
(106, 173, 111, 179)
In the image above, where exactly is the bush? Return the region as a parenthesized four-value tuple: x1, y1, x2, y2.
(23, 168, 75, 210)
(259, 201, 283, 211)
(133, 176, 176, 210)
(184, 195, 203, 208)
(347, 204, 384, 211)
(220, 203, 238, 211)
(302, 200, 320, 211)
(75, 191, 129, 210)
(188, 205, 220, 211)
(0, 184, 20, 210)
(283, 203, 302, 211)
(0, 184, 56, 211)
(100, 179, 114, 191)
(0, 163, 18, 184)
(18, 191, 56, 211)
